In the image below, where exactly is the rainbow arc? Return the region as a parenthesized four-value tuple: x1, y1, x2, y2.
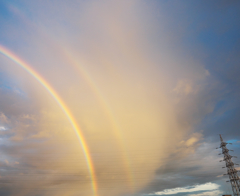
(0, 45, 98, 196)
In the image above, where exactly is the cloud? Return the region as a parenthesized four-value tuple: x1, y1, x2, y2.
(173, 79, 195, 95)
(0, 112, 9, 124)
(0, 126, 6, 131)
(149, 182, 220, 195)
(0, 1, 239, 196)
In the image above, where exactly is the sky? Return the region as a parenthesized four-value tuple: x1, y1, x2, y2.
(0, 0, 239, 196)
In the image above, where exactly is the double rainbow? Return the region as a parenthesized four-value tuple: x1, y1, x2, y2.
(62, 50, 135, 191)
(0, 45, 98, 196)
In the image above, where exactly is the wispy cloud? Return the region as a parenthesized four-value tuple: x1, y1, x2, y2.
(149, 182, 220, 195)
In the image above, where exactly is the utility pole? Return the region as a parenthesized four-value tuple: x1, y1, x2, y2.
(217, 134, 240, 196)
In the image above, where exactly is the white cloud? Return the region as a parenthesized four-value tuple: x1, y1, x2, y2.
(0, 126, 6, 131)
(150, 182, 220, 195)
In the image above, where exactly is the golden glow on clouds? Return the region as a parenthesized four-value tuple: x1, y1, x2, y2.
(0, 45, 98, 196)
(0, 1, 212, 196)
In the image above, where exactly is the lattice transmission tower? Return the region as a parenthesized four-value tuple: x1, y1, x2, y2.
(217, 134, 240, 196)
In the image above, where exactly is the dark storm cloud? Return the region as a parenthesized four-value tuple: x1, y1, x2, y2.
(135, 1, 240, 195)
(139, 142, 224, 194)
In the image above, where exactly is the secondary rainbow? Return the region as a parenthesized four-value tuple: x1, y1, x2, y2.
(62, 49, 135, 191)
(0, 45, 98, 196)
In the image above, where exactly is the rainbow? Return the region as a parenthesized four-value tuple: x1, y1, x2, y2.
(62, 49, 135, 191)
(8, 6, 135, 193)
(0, 45, 98, 196)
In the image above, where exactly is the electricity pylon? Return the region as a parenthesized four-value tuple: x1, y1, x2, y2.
(217, 134, 240, 196)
